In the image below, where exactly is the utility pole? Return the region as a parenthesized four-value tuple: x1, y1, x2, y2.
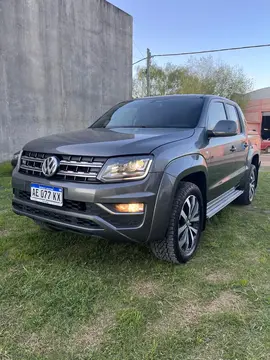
(146, 48, 151, 96)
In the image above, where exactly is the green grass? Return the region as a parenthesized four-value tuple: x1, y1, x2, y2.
(1, 162, 270, 360)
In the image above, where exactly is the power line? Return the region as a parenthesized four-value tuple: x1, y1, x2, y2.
(132, 43, 270, 65)
(133, 41, 144, 58)
(133, 57, 147, 66)
(154, 43, 270, 58)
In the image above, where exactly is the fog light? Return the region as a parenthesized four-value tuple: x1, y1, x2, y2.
(114, 203, 144, 213)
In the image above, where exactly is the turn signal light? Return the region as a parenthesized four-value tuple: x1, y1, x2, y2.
(114, 203, 144, 213)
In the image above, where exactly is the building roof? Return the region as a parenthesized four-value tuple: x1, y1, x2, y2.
(246, 87, 270, 100)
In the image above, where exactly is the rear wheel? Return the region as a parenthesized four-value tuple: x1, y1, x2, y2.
(150, 182, 204, 264)
(236, 164, 257, 205)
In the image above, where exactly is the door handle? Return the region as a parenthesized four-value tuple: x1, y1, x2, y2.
(230, 146, 237, 152)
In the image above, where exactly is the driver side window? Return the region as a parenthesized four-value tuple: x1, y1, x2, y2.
(208, 102, 227, 130)
(226, 104, 242, 134)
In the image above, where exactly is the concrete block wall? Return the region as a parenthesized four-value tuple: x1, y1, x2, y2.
(0, 0, 133, 162)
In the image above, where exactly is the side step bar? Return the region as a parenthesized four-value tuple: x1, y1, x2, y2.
(206, 188, 244, 219)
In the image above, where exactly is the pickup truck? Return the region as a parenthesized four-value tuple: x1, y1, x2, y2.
(12, 95, 261, 264)
(261, 138, 270, 152)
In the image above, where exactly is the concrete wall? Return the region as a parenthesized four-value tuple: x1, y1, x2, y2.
(0, 0, 133, 162)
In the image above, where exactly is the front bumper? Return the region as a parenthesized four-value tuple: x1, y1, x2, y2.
(12, 169, 163, 243)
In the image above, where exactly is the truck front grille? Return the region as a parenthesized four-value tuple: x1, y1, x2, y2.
(19, 151, 107, 183)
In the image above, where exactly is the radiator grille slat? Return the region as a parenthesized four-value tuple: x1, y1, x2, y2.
(60, 160, 103, 167)
(19, 151, 106, 183)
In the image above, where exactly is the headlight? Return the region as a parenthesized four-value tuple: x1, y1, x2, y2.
(98, 156, 153, 182)
(11, 151, 22, 169)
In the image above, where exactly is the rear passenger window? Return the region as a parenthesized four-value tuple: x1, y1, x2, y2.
(226, 104, 241, 134)
(207, 102, 227, 130)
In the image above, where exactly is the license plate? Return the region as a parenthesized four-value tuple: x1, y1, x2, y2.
(30, 184, 63, 207)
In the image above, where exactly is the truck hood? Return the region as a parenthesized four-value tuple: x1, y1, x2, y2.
(24, 127, 195, 157)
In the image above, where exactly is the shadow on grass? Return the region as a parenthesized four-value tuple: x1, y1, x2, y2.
(5, 202, 248, 274)
(15, 225, 157, 271)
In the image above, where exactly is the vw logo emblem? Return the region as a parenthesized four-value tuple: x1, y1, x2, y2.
(42, 156, 59, 177)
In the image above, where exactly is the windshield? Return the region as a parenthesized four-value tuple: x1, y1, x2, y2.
(91, 96, 204, 129)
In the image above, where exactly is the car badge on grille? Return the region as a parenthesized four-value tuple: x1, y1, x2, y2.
(42, 156, 59, 177)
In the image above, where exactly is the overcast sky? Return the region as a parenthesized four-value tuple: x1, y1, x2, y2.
(110, 0, 270, 90)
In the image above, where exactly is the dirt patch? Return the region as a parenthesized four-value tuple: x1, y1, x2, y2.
(0, 230, 9, 237)
(24, 333, 44, 352)
(245, 249, 264, 264)
(206, 291, 244, 313)
(74, 312, 114, 348)
(192, 342, 224, 360)
(131, 280, 160, 298)
(149, 302, 201, 334)
(22, 332, 63, 354)
(206, 271, 234, 284)
(149, 291, 245, 335)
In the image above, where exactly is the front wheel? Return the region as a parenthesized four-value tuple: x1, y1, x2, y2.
(150, 182, 204, 264)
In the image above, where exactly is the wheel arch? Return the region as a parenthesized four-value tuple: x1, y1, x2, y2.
(241, 150, 260, 189)
(165, 154, 208, 206)
(251, 154, 260, 187)
(247, 148, 260, 169)
(251, 153, 260, 169)
(148, 154, 208, 242)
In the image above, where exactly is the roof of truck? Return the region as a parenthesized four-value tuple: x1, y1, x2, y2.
(138, 94, 231, 101)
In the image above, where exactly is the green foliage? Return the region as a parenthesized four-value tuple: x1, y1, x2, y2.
(0, 162, 13, 177)
(133, 56, 253, 110)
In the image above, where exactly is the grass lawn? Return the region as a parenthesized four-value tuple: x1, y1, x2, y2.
(1, 162, 270, 360)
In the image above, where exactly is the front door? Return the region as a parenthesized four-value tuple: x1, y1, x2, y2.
(202, 101, 242, 201)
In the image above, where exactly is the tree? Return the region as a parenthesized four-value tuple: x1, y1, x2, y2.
(133, 56, 253, 109)
(133, 63, 196, 97)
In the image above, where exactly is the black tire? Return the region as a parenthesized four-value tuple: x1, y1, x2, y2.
(34, 220, 62, 232)
(236, 164, 257, 205)
(150, 182, 204, 264)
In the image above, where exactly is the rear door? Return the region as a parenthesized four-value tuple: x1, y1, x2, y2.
(203, 101, 240, 201)
(225, 103, 248, 184)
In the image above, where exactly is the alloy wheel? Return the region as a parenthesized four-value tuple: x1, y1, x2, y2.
(249, 168, 256, 202)
(178, 195, 200, 256)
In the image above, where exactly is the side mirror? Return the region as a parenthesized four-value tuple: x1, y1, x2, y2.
(207, 120, 237, 137)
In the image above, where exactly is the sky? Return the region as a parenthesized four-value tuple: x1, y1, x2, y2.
(109, 0, 270, 90)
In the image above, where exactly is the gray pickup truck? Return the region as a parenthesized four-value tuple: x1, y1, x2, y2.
(12, 95, 261, 264)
